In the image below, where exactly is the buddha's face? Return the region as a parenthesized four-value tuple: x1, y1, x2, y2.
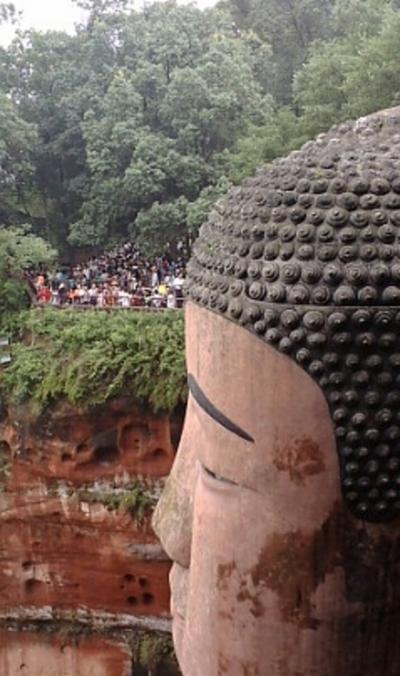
(153, 302, 345, 676)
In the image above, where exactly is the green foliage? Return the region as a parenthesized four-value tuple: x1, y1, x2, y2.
(71, 2, 268, 250)
(0, 440, 10, 489)
(0, 225, 56, 322)
(221, 108, 310, 183)
(186, 176, 232, 233)
(294, 0, 399, 134)
(220, 0, 400, 183)
(0, 0, 399, 257)
(0, 224, 56, 273)
(0, 278, 30, 318)
(0, 19, 125, 250)
(130, 631, 179, 676)
(74, 481, 157, 525)
(0, 93, 38, 223)
(118, 484, 156, 524)
(1, 308, 186, 415)
(332, 0, 391, 39)
(131, 172, 234, 255)
(132, 197, 189, 256)
(159, 35, 268, 156)
(294, 40, 352, 134)
(224, 0, 336, 104)
(0, 1, 273, 254)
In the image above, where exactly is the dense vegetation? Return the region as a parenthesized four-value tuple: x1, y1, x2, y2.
(1, 309, 186, 414)
(0, 0, 399, 262)
(1, 0, 400, 414)
(0, 225, 56, 318)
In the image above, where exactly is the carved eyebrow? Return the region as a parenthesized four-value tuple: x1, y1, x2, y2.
(187, 374, 254, 443)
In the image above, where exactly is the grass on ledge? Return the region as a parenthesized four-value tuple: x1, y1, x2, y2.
(0, 308, 187, 416)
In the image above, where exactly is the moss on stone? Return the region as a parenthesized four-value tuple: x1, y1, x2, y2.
(130, 631, 180, 675)
(118, 484, 157, 524)
(0, 620, 180, 674)
(73, 482, 158, 526)
(0, 440, 10, 489)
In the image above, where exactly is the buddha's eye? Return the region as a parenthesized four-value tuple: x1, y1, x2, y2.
(201, 462, 239, 487)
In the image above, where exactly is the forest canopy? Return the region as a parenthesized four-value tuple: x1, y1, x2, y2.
(0, 0, 399, 259)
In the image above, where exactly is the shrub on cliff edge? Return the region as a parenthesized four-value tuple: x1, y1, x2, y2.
(0, 309, 186, 415)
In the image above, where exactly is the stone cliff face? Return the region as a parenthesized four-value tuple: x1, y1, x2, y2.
(0, 397, 183, 675)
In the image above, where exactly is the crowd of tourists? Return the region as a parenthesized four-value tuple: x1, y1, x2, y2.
(33, 242, 186, 310)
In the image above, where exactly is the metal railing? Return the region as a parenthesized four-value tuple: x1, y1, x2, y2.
(0, 337, 11, 366)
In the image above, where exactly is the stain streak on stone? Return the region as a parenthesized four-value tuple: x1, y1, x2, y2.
(241, 660, 259, 675)
(218, 652, 229, 675)
(237, 583, 265, 618)
(240, 503, 400, 634)
(272, 436, 325, 485)
(207, 506, 400, 671)
(246, 506, 343, 627)
(217, 561, 237, 593)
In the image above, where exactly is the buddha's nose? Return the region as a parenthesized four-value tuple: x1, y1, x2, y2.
(152, 472, 193, 569)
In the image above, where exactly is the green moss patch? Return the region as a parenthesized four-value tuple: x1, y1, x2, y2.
(130, 632, 179, 675)
(73, 482, 158, 526)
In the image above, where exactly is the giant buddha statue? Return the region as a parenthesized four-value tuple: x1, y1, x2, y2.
(153, 108, 400, 675)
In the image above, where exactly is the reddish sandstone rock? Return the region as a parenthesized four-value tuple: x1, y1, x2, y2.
(0, 629, 132, 676)
(0, 493, 171, 617)
(2, 398, 182, 489)
(0, 397, 182, 674)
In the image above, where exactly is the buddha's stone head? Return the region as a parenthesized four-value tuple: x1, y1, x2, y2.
(154, 108, 400, 675)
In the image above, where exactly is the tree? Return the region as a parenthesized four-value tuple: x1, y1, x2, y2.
(73, 0, 130, 12)
(160, 36, 268, 157)
(132, 197, 189, 256)
(0, 2, 18, 25)
(186, 176, 232, 235)
(337, 4, 400, 117)
(0, 1, 130, 252)
(332, 0, 392, 39)
(0, 225, 56, 318)
(0, 31, 91, 249)
(223, 0, 336, 104)
(0, 1, 276, 254)
(68, 1, 271, 251)
(8, 0, 400, 258)
(225, 108, 309, 179)
(294, 0, 399, 134)
(0, 93, 37, 224)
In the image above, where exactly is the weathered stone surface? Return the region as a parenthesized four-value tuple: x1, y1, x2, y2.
(0, 629, 132, 676)
(2, 398, 180, 487)
(0, 397, 182, 674)
(0, 492, 171, 616)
